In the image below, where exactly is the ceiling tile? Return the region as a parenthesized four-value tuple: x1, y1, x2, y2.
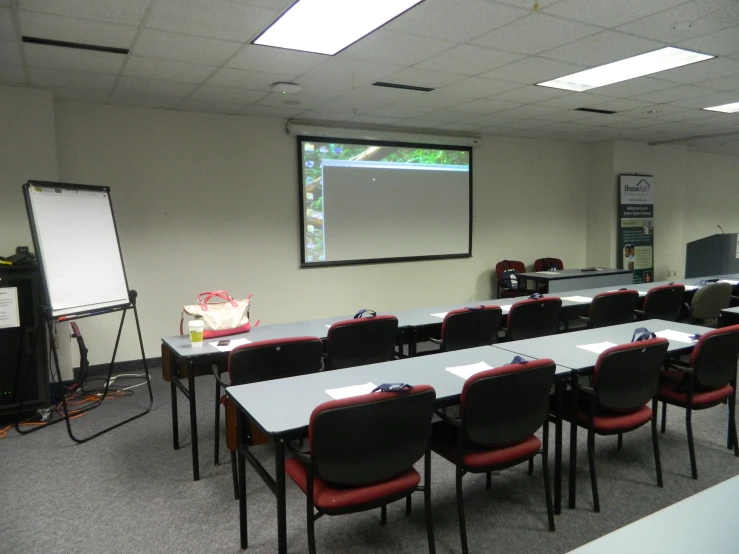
(308, 96, 389, 114)
(0, 8, 16, 40)
(207, 67, 306, 91)
(293, 110, 355, 122)
(387, 0, 528, 42)
(594, 77, 678, 98)
(543, 0, 691, 28)
(417, 110, 480, 123)
(238, 104, 304, 118)
(115, 76, 198, 98)
(298, 58, 403, 96)
(382, 67, 464, 88)
(617, 0, 739, 44)
(23, 43, 125, 73)
(673, 90, 739, 109)
(540, 31, 666, 67)
(340, 30, 456, 66)
(482, 57, 587, 84)
(255, 91, 331, 110)
(190, 86, 267, 104)
(341, 84, 428, 104)
(123, 56, 215, 84)
(0, 1, 9, 7)
(492, 85, 572, 104)
(19, 11, 137, 49)
(435, 77, 523, 98)
(392, 118, 440, 129)
(109, 91, 182, 110)
(29, 66, 115, 90)
(656, 57, 739, 84)
(177, 98, 248, 114)
(534, 109, 606, 122)
(0, 62, 24, 84)
(677, 26, 739, 57)
(19, 0, 152, 26)
(227, 45, 327, 75)
(587, 98, 655, 112)
(701, 73, 739, 92)
(146, 0, 276, 42)
(633, 84, 722, 103)
(472, 12, 602, 55)
(52, 87, 109, 103)
(454, 98, 519, 114)
(416, 45, 524, 76)
(0, 39, 20, 65)
(133, 29, 241, 66)
(434, 121, 485, 132)
(496, 104, 561, 118)
(535, 91, 612, 108)
(367, 101, 438, 119)
(347, 114, 402, 126)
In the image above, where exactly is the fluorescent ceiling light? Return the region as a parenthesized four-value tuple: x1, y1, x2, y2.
(253, 0, 424, 55)
(537, 47, 714, 92)
(703, 101, 739, 114)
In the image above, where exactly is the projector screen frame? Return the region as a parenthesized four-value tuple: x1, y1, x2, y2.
(297, 135, 473, 268)
(23, 180, 132, 320)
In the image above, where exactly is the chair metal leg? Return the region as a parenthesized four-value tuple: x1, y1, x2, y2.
(587, 428, 599, 513)
(542, 423, 555, 532)
(617, 433, 623, 451)
(486, 471, 492, 490)
(661, 400, 667, 433)
(231, 450, 238, 499)
(686, 407, 698, 479)
(380, 504, 387, 524)
(729, 391, 739, 455)
(424, 450, 436, 554)
(214, 380, 221, 465)
(456, 465, 468, 554)
(528, 458, 534, 475)
(307, 500, 317, 554)
(651, 400, 663, 487)
(406, 495, 412, 515)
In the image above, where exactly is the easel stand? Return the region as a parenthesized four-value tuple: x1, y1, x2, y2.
(14, 290, 153, 443)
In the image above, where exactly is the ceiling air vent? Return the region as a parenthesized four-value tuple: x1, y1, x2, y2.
(575, 107, 617, 115)
(22, 36, 129, 55)
(372, 82, 434, 92)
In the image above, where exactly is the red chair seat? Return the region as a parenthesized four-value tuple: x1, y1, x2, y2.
(431, 422, 541, 470)
(575, 405, 652, 433)
(285, 458, 420, 512)
(658, 381, 733, 407)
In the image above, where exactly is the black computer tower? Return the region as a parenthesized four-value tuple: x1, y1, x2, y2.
(0, 266, 48, 415)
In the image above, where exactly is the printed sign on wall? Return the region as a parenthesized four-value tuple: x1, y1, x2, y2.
(0, 287, 20, 328)
(618, 175, 654, 284)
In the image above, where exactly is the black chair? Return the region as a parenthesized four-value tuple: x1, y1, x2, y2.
(636, 284, 685, 321)
(429, 306, 503, 351)
(534, 257, 564, 272)
(658, 324, 739, 479)
(213, 336, 324, 495)
(505, 297, 562, 341)
(687, 281, 732, 326)
(562, 338, 668, 512)
(325, 315, 398, 370)
(285, 385, 437, 554)
(582, 290, 639, 328)
(431, 359, 556, 553)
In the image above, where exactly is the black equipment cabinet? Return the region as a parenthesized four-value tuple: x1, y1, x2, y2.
(0, 265, 48, 415)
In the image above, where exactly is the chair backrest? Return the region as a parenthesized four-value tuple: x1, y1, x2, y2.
(495, 260, 527, 293)
(228, 336, 324, 386)
(534, 257, 564, 272)
(442, 306, 503, 351)
(592, 338, 668, 411)
(326, 315, 398, 370)
(460, 359, 556, 447)
(309, 385, 436, 486)
(690, 282, 732, 322)
(507, 297, 562, 341)
(690, 324, 739, 390)
(643, 284, 685, 321)
(588, 290, 639, 328)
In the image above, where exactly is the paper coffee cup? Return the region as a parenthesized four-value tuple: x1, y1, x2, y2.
(188, 319, 204, 347)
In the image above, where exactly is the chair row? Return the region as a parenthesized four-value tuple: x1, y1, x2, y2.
(222, 325, 739, 553)
(495, 258, 564, 298)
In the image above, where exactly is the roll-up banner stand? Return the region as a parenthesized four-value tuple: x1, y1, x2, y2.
(618, 174, 654, 284)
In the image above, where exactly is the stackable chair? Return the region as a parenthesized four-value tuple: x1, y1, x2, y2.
(213, 337, 324, 496)
(658, 325, 739, 479)
(324, 315, 398, 370)
(563, 338, 668, 512)
(495, 260, 536, 298)
(285, 385, 437, 554)
(534, 257, 564, 272)
(581, 290, 639, 328)
(687, 281, 732, 326)
(430, 359, 557, 553)
(428, 306, 503, 352)
(636, 284, 685, 321)
(505, 296, 562, 341)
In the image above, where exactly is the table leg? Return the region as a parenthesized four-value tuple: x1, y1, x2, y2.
(554, 379, 563, 515)
(188, 361, 200, 481)
(568, 376, 579, 509)
(275, 439, 287, 554)
(170, 377, 179, 450)
(239, 417, 248, 549)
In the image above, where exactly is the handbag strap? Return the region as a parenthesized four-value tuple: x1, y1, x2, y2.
(197, 291, 237, 308)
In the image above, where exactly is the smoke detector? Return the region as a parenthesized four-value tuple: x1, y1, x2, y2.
(271, 82, 302, 94)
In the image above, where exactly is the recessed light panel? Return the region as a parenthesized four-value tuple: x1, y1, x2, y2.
(254, 0, 424, 56)
(703, 101, 739, 114)
(537, 47, 714, 92)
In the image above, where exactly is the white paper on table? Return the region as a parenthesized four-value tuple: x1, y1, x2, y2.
(325, 382, 377, 400)
(501, 305, 511, 314)
(684, 285, 698, 291)
(445, 361, 492, 380)
(209, 338, 251, 352)
(431, 312, 448, 319)
(719, 280, 739, 285)
(608, 289, 646, 297)
(562, 296, 593, 303)
(535, 271, 560, 275)
(655, 329, 699, 344)
(577, 341, 617, 354)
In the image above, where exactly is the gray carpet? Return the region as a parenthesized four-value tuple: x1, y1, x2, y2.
(3, 370, 739, 554)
